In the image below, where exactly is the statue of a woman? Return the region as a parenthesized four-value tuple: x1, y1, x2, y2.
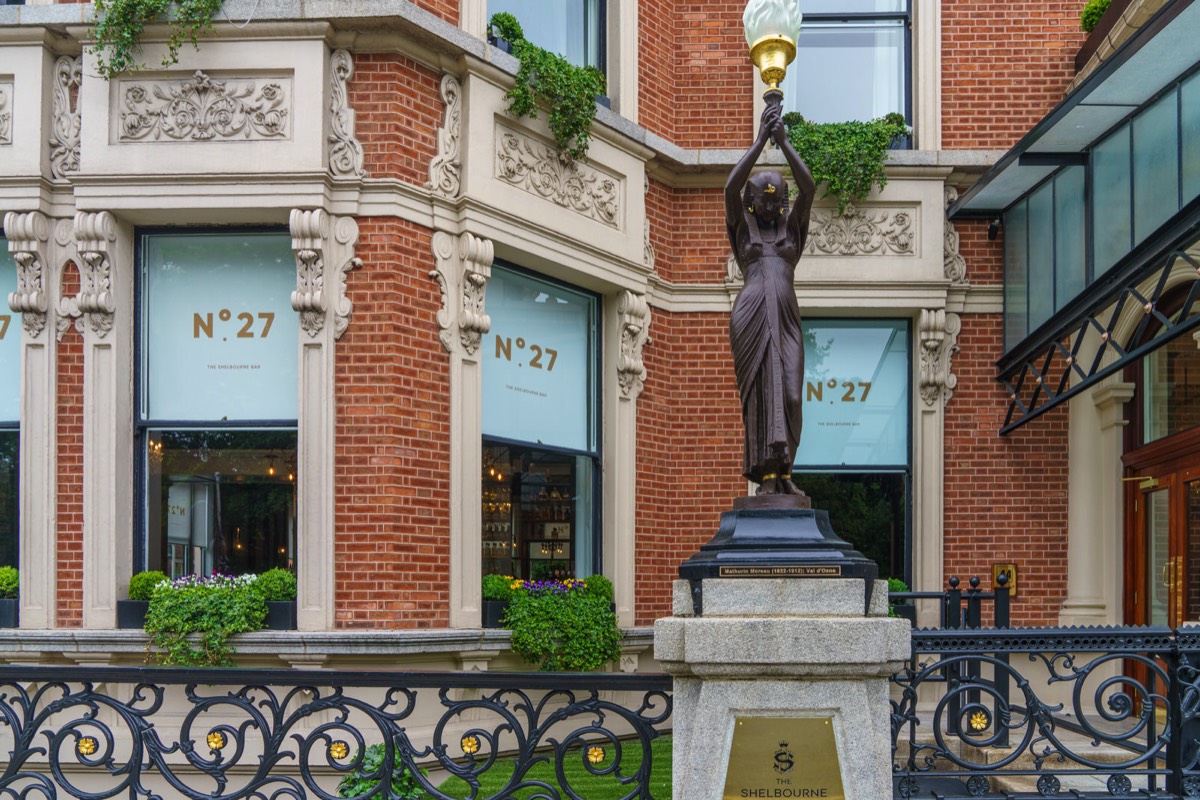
(726, 99, 816, 496)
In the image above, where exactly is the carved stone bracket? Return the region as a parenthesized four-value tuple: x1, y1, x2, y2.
(430, 231, 494, 357)
(0, 81, 10, 146)
(919, 308, 961, 408)
(289, 209, 360, 340)
(617, 291, 650, 399)
(804, 206, 915, 256)
(118, 71, 291, 142)
(329, 50, 366, 179)
(644, 176, 656, 272)
(332, 217, 361, 341)
(495, 126, 621, 228)
(944, 187, 968, 285)
(427, 75, 462, 199)
(54, 219, 82, 341)
(4, 211, 51, 338)
(72, 212, 118, 338)
(49, 56, 81, 178)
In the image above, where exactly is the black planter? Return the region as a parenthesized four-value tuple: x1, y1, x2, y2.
(892, 603, 917, 626)
(117, 599, 150, 629)
(265, 601, 297, 630)
(482, 600, 509, 629)
(0, 598, 16, 628)
(487, 33, 513, 55)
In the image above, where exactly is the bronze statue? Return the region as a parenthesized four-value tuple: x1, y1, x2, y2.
(726, 97, 815, 496)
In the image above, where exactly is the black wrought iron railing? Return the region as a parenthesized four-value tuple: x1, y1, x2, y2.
(0, 666, 672, 800)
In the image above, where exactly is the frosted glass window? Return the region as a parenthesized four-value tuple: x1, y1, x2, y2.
(489, 0, 603, 70)
(1005, 201, 1029, 351)
(782, 21, 906, 123)
(1183, 73, 1200, 203)
(1133, 91, 1179, 243)
(1028, 182, 1055, 332)
(1054, 167, 1087, 310)
(1092, 125, 1132, 274)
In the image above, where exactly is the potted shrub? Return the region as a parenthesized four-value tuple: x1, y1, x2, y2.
(336, 742, 426, 800)
(888, 577, 916, 625)
(144, 573, 267, 666)
(503, 575, 621, 671)
(118, 570, 167, 629)
(0, 566, 17, 628)
(481, 573, 516, 628)
(253, 567, 297, 630)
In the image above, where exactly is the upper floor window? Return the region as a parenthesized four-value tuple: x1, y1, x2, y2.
(489, 0, 605, 72)
(781, 0, 910, 125)
(0, 241, 17, 572)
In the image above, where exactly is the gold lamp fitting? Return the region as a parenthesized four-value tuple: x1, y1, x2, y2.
(749, 34, 796, 92)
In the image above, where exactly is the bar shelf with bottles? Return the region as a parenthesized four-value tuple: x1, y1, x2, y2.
(481, 479, 515, 577)
(521, 481, 573, 581)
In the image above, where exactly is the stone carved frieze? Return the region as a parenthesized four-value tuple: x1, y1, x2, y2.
(289, 209, 360, 340)
(4, 211, 51, 338)
(919, 308, 961, 408)
(50, 57, 81, 178)
(430, 232, 494, 357)
(328, 50, 365, 179)
(0, 81, 11, 146)
(803, 206, 915, 257)
(72, 212, 119, 338)
(495, 126, 621, 228)
(427, 75, 462, 199)
(118, 71, 290, 142)
(617, 291, 650, 399)
(944, 187, 968, 285)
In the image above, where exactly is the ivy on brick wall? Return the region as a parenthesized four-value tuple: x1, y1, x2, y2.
(92, 0, 223, 79)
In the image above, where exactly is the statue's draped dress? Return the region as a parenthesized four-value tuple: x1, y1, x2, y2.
(728, 213, 806, 482)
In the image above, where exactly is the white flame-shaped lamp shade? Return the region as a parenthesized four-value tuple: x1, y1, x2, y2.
(743, 0, 803, 92)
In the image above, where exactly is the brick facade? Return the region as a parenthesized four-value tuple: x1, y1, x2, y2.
(55, 267, 83, 628)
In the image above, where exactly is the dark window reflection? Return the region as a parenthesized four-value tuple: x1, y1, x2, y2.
(0, 431, 15, 570)
(797, 472, 908, 581)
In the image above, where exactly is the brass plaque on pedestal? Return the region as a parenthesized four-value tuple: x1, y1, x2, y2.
(722, 717, 844, 799)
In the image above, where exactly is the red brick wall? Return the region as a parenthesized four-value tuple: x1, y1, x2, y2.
(333, 218, 451, 628)
(56, 266, 83, 628)
(676, 3, 755, 149)
(411, 0, 457, 25)
(350, 53, 442, 186)
(942, 1, 1086, 149)
(638, 0, 677, 142)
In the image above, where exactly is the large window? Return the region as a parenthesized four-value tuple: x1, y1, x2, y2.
(795, 319, 911, 581)
(780, 0, 910, 125)
(489, 0, 604, 72)
(481, 265, 599, 581)
(137, 231, 297, 579)
(0, 241, 17, 572)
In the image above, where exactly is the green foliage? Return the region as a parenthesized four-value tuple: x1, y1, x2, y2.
(1081, 0, 1113, 32)
(0, 567, 17, 600)
(252, 568, 297, 602)
(128, 570, 168, 601)
(503, 581, 622, 672)
(583, 573, 614, 603)
(92, 0, 224, 80)
(783, 112, 910, 215)
(489, 13, 607, 161)
(887, 577, 910, 618)
(482, 573, 516, 602)
(336, 743, 425, 800)
(144, 573, 267, 667)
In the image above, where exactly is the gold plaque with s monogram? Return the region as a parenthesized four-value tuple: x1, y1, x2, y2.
(722, 717, 844, 800)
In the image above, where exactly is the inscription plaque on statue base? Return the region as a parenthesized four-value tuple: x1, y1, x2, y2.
(723, 717, 844, 800)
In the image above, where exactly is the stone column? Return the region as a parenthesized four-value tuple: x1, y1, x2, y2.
(655, 578, 908, 800)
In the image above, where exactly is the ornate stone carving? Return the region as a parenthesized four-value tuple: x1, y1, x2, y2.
(332, 217, 361, 341)
(644, 176, 656, 271)
(427, 74, 462, 199)
(495, 126, 621, 228)
(329, 50, 366, 179)
(118, 71, 290, 142)
(72, 212, 119, 338)
(290, 209, 360, 340)
(54, 219, 82, 340)
(944, 187, 968, 285)
(617, 291, 650, 399)
(804, 206, 915, 256)
(919, 308, 961, 407)
(49, 56, 81, 178)
(0, 81, 11, 146)
(430, 231, 494, 356)
(4, 211, 51, 338)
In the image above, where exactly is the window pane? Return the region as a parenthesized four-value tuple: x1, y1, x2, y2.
(1142, 332, 1200, 444)
(803, 0, 906, 12)
(1182, 72, 1200, 203)
(0, 241, 18, 422)
(1054, 166, 1087, 306)
(481, 442, 596, 580)
(483, 267, 598, 452)
(797, 320, 909, 468)
(1092, 125, 1132, 273)
(141, 233, 297, 422)
(1004, 200, 1029, 351)
(795, 472, 909, 580)
(1133, 90, 1179, 243)
(1028, 181, 1055, 332)
(489, 0, 602, 70)
(782, 21, 905, 123)
(0, 431, 15, 571)
(145, 429, 296, 578)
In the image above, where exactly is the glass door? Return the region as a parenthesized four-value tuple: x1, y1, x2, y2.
(1130, 467, 1200, 628)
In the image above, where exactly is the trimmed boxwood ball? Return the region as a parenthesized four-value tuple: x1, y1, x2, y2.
(128, 570, 168, 601)
(0, 566, 16, 600)
(253, 568, 297, 602)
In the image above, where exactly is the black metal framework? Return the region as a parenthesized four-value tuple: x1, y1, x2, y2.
(0, 666, 671, 800)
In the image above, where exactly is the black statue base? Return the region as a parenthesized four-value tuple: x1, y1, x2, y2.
(679, 498, 878, 615)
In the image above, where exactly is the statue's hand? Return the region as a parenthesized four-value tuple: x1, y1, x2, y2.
(759, 103, 782, 142)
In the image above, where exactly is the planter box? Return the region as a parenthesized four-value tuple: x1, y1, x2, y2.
(0, 599, 16, 628)
(482, 599, 509, 629)
(265, 601, 297, 630)
(892, 603, 917, 626)
(117, 599, 149, 629)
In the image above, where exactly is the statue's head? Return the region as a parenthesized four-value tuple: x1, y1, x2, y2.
(743, 171, 788, 227)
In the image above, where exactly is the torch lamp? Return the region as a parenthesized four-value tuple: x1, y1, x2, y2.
(743, 0, 803, 99)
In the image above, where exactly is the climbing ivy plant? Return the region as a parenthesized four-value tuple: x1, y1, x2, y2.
(489, 13, 607, 161)
(92, 0, 224, 80)
(783, 112, 911, 216)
